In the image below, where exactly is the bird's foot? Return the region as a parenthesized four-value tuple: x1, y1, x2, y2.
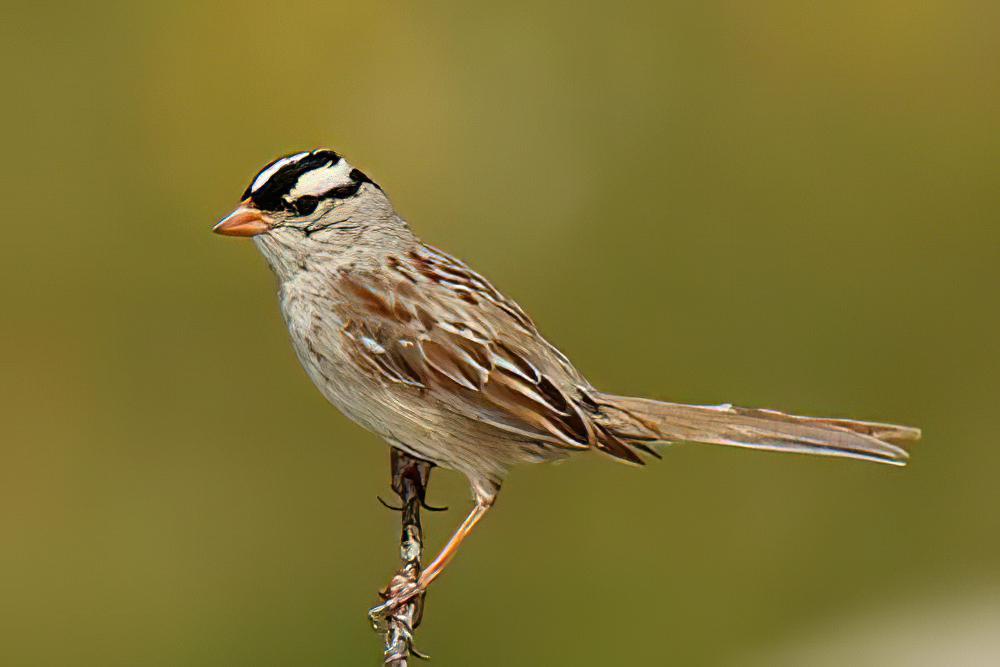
(368, 573, 425, 633)
(369, 573, 429, 660)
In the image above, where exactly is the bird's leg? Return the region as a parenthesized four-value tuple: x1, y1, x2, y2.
(418, 493, 493, 588)
(370, 484, 497, 623)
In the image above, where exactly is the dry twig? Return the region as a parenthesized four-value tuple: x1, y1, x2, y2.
(373, 448, 437, 665)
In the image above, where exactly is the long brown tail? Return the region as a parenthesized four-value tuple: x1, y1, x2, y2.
(591, 393, 920, 466)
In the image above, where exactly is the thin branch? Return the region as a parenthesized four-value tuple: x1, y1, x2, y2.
(378, 448, 434, 665)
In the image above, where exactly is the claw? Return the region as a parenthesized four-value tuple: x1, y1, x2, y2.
(379, 492, 446, 513)
(367, 582, 423, 633)
(382, 615, 430, 663)
(420, 499, 448, 512)
(368, 599, 393, 632)
(377, 495, 403, 511)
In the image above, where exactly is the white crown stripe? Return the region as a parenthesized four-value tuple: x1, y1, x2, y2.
(289, 160, 355, 199)
(250, 151, 310, 194)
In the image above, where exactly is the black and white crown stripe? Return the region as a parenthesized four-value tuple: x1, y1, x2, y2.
(242, 150, 380, 213)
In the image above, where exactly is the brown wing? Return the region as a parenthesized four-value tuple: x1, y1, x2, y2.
(333, 244, 651, 464)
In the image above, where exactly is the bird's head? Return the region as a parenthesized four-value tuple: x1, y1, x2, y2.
(213, 149, 389, 239)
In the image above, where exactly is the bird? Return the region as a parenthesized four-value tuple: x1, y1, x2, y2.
(213, 148, 920, 617)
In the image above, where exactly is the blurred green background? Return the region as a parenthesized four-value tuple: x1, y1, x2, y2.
(2, 2, 998, 665)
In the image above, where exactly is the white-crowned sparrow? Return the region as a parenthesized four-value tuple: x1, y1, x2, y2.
(214, 148, 920, 613)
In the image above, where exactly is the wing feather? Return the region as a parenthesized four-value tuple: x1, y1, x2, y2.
(333, 246, 615, 454)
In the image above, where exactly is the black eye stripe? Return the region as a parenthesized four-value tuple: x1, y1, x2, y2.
(272, 179, 368, 220)
(284, 179, 366, 217)
(293, 195, 319, 216)
(320, 181, 364, 201)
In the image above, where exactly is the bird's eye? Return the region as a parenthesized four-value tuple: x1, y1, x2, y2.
(293, 196, 319, 216)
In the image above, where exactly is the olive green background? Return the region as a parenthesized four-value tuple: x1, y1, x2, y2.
(2, 2, 998, 665)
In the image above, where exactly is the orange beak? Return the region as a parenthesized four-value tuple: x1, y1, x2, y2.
(213, 203, 273, 237)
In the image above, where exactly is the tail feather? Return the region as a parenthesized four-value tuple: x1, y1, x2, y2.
(592, 393, 920, 466)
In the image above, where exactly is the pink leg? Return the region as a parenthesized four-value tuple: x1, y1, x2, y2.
(370, 491, 496, 621)
(417, 496, 493, 589)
